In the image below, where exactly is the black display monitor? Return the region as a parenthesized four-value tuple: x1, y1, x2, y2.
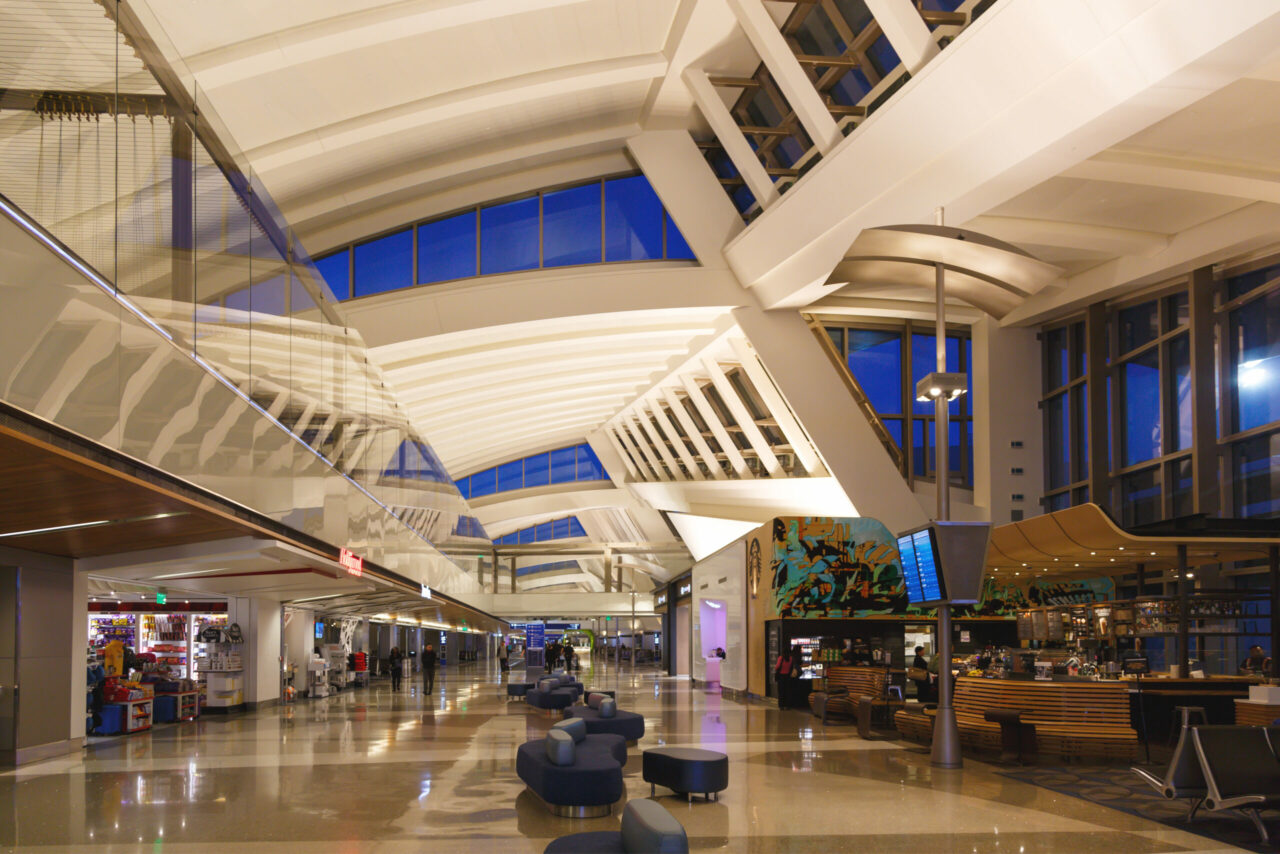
(1122, 656, 1150, 675)
(897, 526, 948, 605)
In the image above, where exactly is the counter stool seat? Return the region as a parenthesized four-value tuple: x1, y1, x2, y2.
(643, 747, 729, 802)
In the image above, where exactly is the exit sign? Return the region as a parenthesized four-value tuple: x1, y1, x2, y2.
(155, 591, 167, 605)
(339, 548, 364, 577)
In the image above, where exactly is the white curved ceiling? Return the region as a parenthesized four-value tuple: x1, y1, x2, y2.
(133, 0, 684, 253)
(370, 306, 732, 477)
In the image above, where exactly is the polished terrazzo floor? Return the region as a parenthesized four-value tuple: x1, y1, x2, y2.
(0, 659, 1250, 853)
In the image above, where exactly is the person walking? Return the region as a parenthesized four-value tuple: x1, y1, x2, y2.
(389, 646, 403, 691)
(498, 639, 509, 673)
(422, 643, 438, 693)
(909, 645, 932, 701)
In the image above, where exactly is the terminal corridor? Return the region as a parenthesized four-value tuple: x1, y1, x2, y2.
(0, 663, 1235, 853)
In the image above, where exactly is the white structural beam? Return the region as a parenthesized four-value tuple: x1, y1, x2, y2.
(683, 68, 779, 207)
(732, 305, 927, 534)
(622, 417, 666, 480)
(627, 129, 744, 267)
(345, 265, 740, 349)
(646, 397, 705, 481)
(724, 0, 842, 154)
(865, 0, 939, 75)
(701, 356, 782, 477)
(663, 386, 726, 480)
(602, 427, 640, 480)
(633, 408, 688, 481)
(1003, 201, 1280, 326)
(964, 215, 1171, 257)
(681, 373, 751, 479)
(726, 335, 822, 476)
(1062, 149, 1280, 206)
(723, 0, 1280, 308)
(613, 422, 658, 481)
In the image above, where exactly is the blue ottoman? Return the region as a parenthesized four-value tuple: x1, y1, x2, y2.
(544, 799, 688, 853)
(565, 706, 645, 743)
(154, 695, 178, 723)
(507, 682, 535, 698)
(642, 747, 729, 802)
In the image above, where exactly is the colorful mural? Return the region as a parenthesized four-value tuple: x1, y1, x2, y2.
(768, 517, 1116, 620)
(770, 517, 903, 619)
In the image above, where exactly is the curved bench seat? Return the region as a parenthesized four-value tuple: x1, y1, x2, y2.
(565, 706, 645, 743)
(516, 738, 624, 817)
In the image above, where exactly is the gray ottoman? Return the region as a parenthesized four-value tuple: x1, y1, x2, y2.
(642, 747, 729, 802)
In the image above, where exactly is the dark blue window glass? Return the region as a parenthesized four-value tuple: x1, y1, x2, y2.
(225, 287, 250, 313)
(314, 250, 350, 300)
(455, 476, 470, 499)
(353, 228, 413, 297)
(1231, 288, 1280, 432)
(576, 444, 604, 480)
(1123, 350, 1161, 466)
(543, 184, 602, 267)
(1121, 468, 1161, 527)
(480, 196, 539, 274)
(604, 176, 663, 261)
(1169, 335, 1192, 452)
(518, 526, 536, 545)
(1047, 393, 1069, 489)
(883, 419, 902, 450)
(569, 518, 586, 538)
(469, 467, 497, 498)
(549, 447, 576, 483)
(524, 453, 549, 487)
(847, 330, 901, 414)
(867, 35, 901, 77)
(1228, 262, 1280, 300)
(535, 521, 553, 542)
(1046, 327, 1068, 390)
(1119, 300, 1159, 353)
(1234, 432, 1280, 518)
(500, 533, 516, 545)
(665, 213, 696, 260)
(418, 210, 477, 284)
(552, 517, 571, 539)
(497, 460, 523, 492)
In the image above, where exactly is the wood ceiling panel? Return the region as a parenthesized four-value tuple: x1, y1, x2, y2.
(0, 427, 254, 558)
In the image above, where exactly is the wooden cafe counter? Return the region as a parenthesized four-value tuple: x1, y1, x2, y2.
(895, 674, 1255, 759)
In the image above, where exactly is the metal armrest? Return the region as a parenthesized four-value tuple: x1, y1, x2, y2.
(1130, 766, 1165, 794)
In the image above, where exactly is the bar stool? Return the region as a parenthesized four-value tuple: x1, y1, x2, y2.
(1167, 705, 1207, 745)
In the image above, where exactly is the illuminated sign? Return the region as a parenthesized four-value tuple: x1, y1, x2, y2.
(339, 548, 364, 577)
(656, 593, 668, 606)
(678, 582, 692, 597)
(420, 584, 432, 599)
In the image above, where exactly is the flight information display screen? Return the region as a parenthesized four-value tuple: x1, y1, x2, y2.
(897, 528, 948, 605)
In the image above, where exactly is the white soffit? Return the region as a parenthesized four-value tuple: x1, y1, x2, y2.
(666, 513, 759, 563)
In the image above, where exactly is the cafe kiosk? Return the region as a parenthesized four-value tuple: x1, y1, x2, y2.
(896, 521, 992, 769)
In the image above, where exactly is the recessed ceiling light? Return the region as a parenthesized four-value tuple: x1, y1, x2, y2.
(1022, 563, 1028, 567)
(1110, 558, 1116, 562)
(1090, 551, 1096, 556)
(1118, 547, 1125, 551)
(1150, 551, 1157, 556)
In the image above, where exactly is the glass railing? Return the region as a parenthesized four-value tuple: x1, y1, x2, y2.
(0, 1, 482, 594)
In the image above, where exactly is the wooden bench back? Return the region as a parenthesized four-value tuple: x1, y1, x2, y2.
(824, 666, 889, 699)
(953, 677, 1133, 729)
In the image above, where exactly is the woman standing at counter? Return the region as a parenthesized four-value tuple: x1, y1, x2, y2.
(775, 645, 803, 709)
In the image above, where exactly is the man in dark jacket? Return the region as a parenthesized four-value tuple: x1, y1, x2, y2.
(422, 644, 438, 693)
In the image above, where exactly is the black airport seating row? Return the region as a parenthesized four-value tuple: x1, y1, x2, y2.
(1132, 723, 1280, 843)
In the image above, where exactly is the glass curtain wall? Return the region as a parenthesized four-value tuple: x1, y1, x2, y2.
(0, 2, 481, 592)
(315, 174, 697, 300)
(823, 320, 974, 488)
(1041, 259, 1280, 524)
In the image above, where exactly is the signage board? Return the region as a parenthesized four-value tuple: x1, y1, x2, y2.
(525, 622, 545, 650)
(420, 584, 432, 599)
(655, 592, 668, 607)
(339, 548, 364, 577)
(678, 582, 692, 598)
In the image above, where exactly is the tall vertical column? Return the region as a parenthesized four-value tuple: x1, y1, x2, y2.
(227, 597, 281, 709)
(171, 120, 195, 305)
(1189, 266, 1219, 515)
(1086, 303, 1111, 512)
(1176, 545, 1190, 677)
(0, 548, 78, 766)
